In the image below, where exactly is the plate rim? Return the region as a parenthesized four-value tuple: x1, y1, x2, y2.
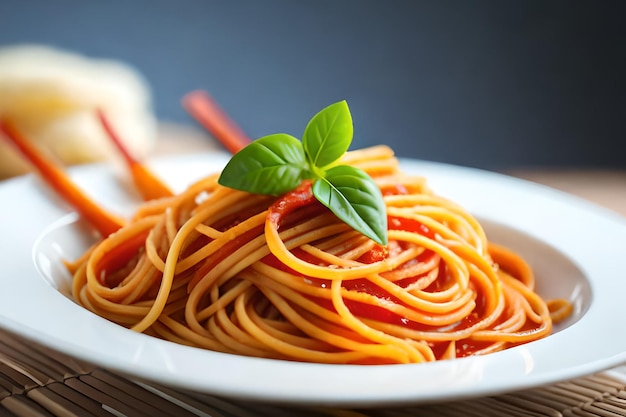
(1, 152, 626, 407)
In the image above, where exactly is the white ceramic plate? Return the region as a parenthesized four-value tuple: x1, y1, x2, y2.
(1, 152, 626, 407)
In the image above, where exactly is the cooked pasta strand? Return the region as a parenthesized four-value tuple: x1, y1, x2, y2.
(68, 146, 571, 364)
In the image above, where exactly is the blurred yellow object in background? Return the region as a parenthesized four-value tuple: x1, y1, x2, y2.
(0, 44, 157, 179)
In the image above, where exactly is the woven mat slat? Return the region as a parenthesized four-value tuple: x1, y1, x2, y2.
(0, 328, 623, 417)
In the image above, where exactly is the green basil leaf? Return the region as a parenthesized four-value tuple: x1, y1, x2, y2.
(302, 100, 353, 169)
(218, 133, 308, 196)
(312, 165, 388, 245)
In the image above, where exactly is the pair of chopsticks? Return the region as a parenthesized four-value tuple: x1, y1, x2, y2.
(0, 90, 252, 238)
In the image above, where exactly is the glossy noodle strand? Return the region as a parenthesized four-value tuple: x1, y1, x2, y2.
(69, 146, 569, 364)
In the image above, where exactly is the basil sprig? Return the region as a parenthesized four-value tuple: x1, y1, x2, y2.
(218, 100, 388, 245)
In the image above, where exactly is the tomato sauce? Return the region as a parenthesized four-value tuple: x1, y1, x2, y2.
(96, 230, 149, 286)
(259, 186, 494, 354)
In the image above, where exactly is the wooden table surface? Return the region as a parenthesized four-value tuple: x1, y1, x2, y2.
(508, 169, 626, 217)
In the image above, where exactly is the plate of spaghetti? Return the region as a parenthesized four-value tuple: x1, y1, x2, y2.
(1, 103, 626, 406)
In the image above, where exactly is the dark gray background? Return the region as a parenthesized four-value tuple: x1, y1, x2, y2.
(1, 0, 624, 170)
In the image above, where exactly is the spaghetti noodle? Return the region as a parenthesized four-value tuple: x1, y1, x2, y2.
(67, 145, 571, 364)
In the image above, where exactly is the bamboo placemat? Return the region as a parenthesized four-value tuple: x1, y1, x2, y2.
(0, 328, 623, 417)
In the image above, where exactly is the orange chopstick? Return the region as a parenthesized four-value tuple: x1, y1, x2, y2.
(97, 109, 174, 201)
(182, 90, 252, 154)
(0, 119, 125, 237)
